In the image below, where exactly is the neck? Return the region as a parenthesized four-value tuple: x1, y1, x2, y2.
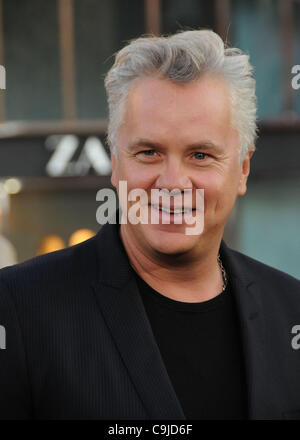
(120, 224, 225, 303)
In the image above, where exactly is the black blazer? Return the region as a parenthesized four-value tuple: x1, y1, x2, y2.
(0, 221, 300, 420)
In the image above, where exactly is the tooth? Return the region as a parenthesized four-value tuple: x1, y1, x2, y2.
(151, 204, 193, 214)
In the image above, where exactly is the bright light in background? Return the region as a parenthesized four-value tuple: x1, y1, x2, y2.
(3, 178, 22, 195)
(69, 228, 95, 246)
(36, 234, 66, 255)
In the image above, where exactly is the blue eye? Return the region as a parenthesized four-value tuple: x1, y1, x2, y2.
(193, 152, 208, 160)
(138, 149, 157, 157)
(143, 150, 156, 155)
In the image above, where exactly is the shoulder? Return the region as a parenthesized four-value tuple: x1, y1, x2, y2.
(225, 245, 300, 310)
(0, 233, 100, 301)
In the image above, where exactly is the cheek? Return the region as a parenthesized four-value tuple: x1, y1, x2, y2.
(195, 170, 238, 212)
(127, 164, 156, 189)
(194, 172, 223, 201)
(117, 160, 157, 191)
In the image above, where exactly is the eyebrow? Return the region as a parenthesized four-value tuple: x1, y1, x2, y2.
(127, 138, 223, 153)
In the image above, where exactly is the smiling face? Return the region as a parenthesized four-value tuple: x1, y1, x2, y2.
(111, 74, 253, 258)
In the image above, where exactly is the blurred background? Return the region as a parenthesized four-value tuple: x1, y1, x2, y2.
(0, 0, 299, 278)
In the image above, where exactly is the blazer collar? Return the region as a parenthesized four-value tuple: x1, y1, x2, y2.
(92, 222, 277, 419)
(92, 221, 185, 419)
(219, 241, 280, 419)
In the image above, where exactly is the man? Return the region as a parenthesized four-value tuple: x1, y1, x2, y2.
(0, 30, 300, 420)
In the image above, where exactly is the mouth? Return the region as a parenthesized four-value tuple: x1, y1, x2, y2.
(150, 204, 195, 214)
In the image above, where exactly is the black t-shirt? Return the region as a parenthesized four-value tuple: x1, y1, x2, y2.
(135, 273, 248, 420)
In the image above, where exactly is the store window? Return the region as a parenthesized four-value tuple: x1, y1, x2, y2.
(231, 0, 281, 118)
(231, 0, 300, 119)
(1, 0, 145, 122)
(294, 0, 300, 113)
(3, 0, 62, 120)
(74, 0, 144, 119)
(161, 0, 215, 34)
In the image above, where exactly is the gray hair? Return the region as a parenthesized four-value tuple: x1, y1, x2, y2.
(104, 29, 257, 163)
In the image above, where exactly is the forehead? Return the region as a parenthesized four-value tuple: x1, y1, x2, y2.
(121, 74, 233, 144)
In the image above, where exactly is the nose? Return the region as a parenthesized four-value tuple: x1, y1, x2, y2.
(154, 157, 192, 192)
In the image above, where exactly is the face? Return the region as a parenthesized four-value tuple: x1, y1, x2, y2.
(111, 74, 253, 257)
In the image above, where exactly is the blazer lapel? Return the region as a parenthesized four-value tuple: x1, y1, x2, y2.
(220, 241, 280, 419)
(92, 222, 185, 419)
(91, 222, 279, 419)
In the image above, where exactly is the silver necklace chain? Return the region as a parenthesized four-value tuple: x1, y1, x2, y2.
(217, 253, 228, 292)
(130, 251, 228, 292)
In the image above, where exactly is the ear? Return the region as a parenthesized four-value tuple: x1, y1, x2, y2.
(237, 148, 255, 196)
(110, 153, 118, 188)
